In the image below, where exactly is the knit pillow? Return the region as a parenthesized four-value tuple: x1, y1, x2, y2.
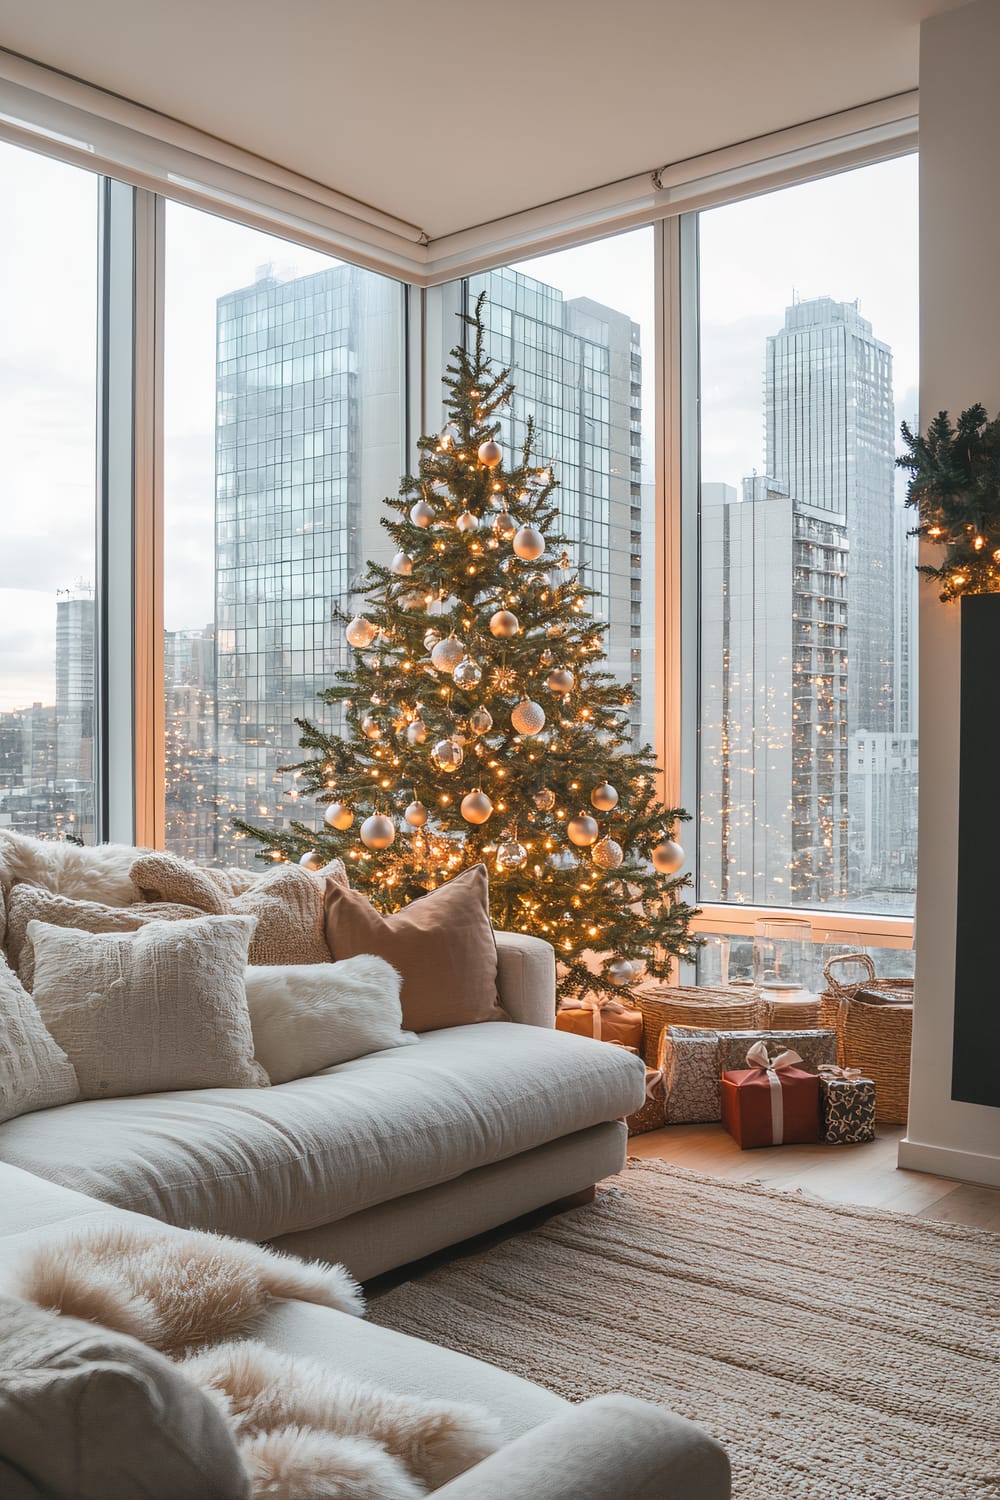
(229, 865, 333, 966)
(28, 915, 269, 1099)
(5, 885, 202, 991)
(0, 952, 79, 1123)
(324, 864, 506, 1032)
(129, 852, 228, 913)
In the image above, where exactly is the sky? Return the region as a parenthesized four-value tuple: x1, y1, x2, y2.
(0, 145, 918, 713)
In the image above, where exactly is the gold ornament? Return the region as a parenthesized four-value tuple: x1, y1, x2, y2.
(406, 718, 427, 745)
(512, 525, 545, 560)
(431, 738, 464, 773)
(489, 665, 518, 695)
(360, 814, 395, 850)
(390, 551, 413, 576)
(469, 705, 494, 735)
(511, 698, 546, 736)
(591, 836, 623, 871)
(404, 799, 428, 828)
(567, 813, 599, 847)
(345, 616, 378, 648)
(456, 510, 478, 533)
(496, 839, 528, 871)
(546, 667, 575, 695)
(489, 609, 520, 638)
(591, 782, 619, 811)
(430, 636, 465, 674)
(477, 438, 503, 467)
(460, 789, 494, 824)
(452, 656, 483, 689)
(298, 850, 324, 871)
(651, 839, 685, 874)
(533, 787, 556, 811)
(324, 801, 354, 830)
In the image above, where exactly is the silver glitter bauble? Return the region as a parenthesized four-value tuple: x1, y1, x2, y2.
(345, 616, 378, 648)
(546, 667, 575, 695)
(493, 510, 518, 540)
(591, 782, 619, 812)
(404, 800, 428, 828)
(606, 957, 637, 987)
(469, 705, 494, 735)
(512, 525, 545, 560)
(423, 628, 442, 651)
(390, 551, 413, 576)
(431, 738, 464, 773)
(298, 850, 324, 871)
(323, 802, 354, 830)
(567, 813, 599, 847)
(496, 839, 528, 871)
(591, 836, 624, 871)
(477, 439, 503, 468)
(489, 610, 520, 638)
(361, 715, 382, 740)
(452, 656, 483, 689)
(409, 499, 436, 527)
(651, 839, 685, 874)
(360, 814, 395, 850)
(533, 787, 556, 811)
(430, 637, 465, 674)
(460, 789, 494, 825)
(406, 718, 427, 745)
(456, 510, 479, 533)
(511, 698, 546, 736)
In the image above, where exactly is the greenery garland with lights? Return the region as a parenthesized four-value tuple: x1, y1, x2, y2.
(236, 293, 700, 1004)
(898, 403, 1000, 600)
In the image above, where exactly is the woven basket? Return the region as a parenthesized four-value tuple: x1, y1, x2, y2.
(634, 986, 758, 1067)
(821, 955, 914, 1124)
(755, 994, 822, 1029)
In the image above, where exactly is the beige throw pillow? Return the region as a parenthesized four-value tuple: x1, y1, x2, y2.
(5, 885, 202, 990)
(129, 851, 227, 913)
(229, 865, 332, 966)
(28, 915, 269, 1099)
(323, 864, 506, 1033)
(0, 952, 79, 1123)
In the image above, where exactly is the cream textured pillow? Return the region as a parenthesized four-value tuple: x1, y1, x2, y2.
(5, 884, 202, 990)
(0, 952, 79, 1124)
(229, 865, 332, 966)
(129, 852, 227, 913)
(244, 954, 417, 1084)
(28, 915, 269, 1099)
(324, 864, 506, 1033)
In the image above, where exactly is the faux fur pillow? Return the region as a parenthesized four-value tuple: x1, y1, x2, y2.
(229, 865, 332, 966)
(0, 830, 148, 907)
(5, 884, 202, 990)
(244, 955, 417, 1084)
(28, 915, 269, 1099)
(0, 952, 79, 1123)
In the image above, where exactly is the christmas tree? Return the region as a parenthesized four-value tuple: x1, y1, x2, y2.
(236, 294, 700, 1003)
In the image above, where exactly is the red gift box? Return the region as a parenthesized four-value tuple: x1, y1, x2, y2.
(721, 1042, 819, 1149)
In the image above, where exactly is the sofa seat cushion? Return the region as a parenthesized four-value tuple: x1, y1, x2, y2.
(0, 1026, 645, 1243)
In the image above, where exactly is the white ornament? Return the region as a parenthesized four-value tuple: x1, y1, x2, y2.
(409, 499, 436, 527)
(496, 839, 528, 871)
(460, 789, 494, 825)
(567, 813, 599, 847)
(298, 850, 324, 871)
(512, 525, 545, 560)
(493, 511, 517, 540)
(323, 802, 354, 830)
(651, 839, 685, 874)
(533, 787, 556, 811)
(453, 656, 483, 689)
(345, 616, 378, 649)
(591, 782, 619, 811)
(489, 610, 520, 638)
(477, 439, 503, 468)
(546, 668, 575, 695)
(431, 738, 464, 773)
(406, 718, 427, 745)
(423, 628, 442, 651)
(606, 957, 637, 987)
(469, 705, 494, 735)
(390, 552, 413, 576)
(361, 715, 382, 740)
(591, 836, 624, 871)
(456, 510, 479, 533)
(360, 814, 395, 850)
(404, 800, 428, 828)
(431, 637, 465, 674)
(511, 698, 546, 736)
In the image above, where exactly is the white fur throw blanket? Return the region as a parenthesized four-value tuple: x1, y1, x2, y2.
(17, 1226, 499, 1498)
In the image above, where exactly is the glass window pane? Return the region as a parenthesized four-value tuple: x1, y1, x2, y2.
(163, 205, 405, 865)
(0, 142, 98, 844)
(696, 155, 919, 916)
(469, 227, 655, 749)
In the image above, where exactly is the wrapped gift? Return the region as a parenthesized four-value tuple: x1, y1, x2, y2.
(717, 1029, 837, 1075)
(721, 1042, 820, 1148)
(818, 1064, 876, 1144)
(658, 1027, 722, 1124)
(556, 997, 643, 1050)
(626, 1066, 668, 1136)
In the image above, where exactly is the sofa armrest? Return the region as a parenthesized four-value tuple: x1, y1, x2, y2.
(433, 1394, 730, 1500)
(494, 930, 557, 1028)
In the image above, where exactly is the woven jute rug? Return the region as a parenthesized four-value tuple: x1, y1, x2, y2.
(369, 1159, 1000, 1499)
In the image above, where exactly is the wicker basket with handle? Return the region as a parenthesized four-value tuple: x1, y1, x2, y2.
(821, 954, 914, 1124)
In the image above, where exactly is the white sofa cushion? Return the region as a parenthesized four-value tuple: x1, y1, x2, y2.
(0, 1026, 646, 1243)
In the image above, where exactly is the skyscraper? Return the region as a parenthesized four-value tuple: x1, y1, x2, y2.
(55, 583, 95, 785)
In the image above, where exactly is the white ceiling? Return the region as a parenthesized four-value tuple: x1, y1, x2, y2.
(0, 0, 964, 240)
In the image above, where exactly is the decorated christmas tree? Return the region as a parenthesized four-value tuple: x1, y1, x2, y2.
(236, 294, 699, 1002)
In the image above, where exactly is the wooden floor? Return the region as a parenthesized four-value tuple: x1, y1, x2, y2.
(629, 1122, 1000, 1230)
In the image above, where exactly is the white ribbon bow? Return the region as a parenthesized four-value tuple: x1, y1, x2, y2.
(557, 995, 629, 1040)
(745, 1041, 803, 1145)
(817, 1064, 864, 1081)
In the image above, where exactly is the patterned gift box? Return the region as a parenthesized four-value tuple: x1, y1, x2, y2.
(819, 1066, 876, 1144)
(658, 1028, 838, 1126)
(608, 1044, 666, 1136)
(717, 1030, 838, 1075)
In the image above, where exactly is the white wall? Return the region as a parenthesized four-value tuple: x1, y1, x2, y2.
(900, 0, 1000, 1187)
